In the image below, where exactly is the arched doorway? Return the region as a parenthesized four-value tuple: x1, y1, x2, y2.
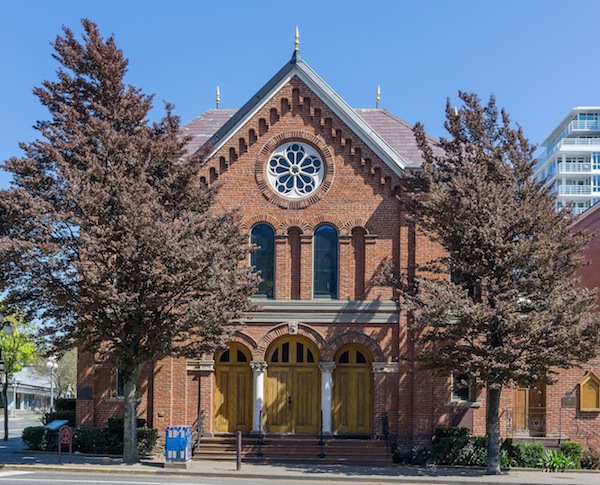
(214, 343, 252, 432)
(265, 336, 320, 433)
(333, 344, 372, 435)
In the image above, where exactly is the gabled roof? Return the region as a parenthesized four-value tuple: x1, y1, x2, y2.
(183, 107, 430, 168)
(193, 52, 418, 176)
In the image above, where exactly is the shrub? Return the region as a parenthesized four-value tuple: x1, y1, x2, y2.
(74, 427, 109, 454)
(55, 398, 76, 412)
(431, 427, 470, 465)
(392, 445, 414, 464)
(540, 450, 574, 472)
(106, 417, 146, 454)
(107, 417, 146, 435)
(559, 441, 582, 469)
(458, 436, 487, 466)
(412, 446, 434, 466)
(500, 449, 517, 468)
(581, 454, 600, 470)
(42, 410, 76, 427)
(511, 442, 545, 468)
(137, 427, 158, 455)
(22, 426, 49, 451)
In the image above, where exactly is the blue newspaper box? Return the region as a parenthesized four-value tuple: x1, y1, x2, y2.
(165, 426, 192, 462)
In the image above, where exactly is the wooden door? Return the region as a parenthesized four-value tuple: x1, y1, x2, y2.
(214, 344, 252, 432)
(265, 337, 319, 433)
(513, 388, 529, 433)
(333, 345, 372, 435)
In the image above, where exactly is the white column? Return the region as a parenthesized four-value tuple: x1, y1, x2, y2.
(319, 361, 336, 434)
(250, 361, 267, 433)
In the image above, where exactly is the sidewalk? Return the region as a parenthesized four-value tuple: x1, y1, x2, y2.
(2, 432, 600, 484)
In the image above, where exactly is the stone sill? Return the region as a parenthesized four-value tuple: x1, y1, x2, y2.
(442, 401, 482, 408)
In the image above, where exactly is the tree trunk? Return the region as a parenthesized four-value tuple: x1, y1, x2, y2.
(122, 364, 143, 464)
(486, 386, 502, 475)
(3, 380, 8, 441)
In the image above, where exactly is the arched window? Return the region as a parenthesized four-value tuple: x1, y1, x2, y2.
(313, 224, 338, 298)
(251, 224, 275, 298)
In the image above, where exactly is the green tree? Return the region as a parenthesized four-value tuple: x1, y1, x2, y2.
(30, 348, 77, 398)
(0, 310, 36, 441)
(394, 92, 600, 474)
(0, 20, 257, 463)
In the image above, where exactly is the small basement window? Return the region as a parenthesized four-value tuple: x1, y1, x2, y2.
(580, 371, 600, 412)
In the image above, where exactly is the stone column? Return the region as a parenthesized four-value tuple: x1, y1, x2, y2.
(319, 361, 336, 434)
(250, 361, 268, 433)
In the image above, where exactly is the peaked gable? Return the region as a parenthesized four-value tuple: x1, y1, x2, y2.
(200, 52, 410, 176)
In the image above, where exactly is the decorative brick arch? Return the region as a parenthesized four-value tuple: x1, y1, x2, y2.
(282, 217, 313, 235)
(240, 215, 282, 236)
(342, 217, 376, 236)
(311, 215, 345, 235)
(321, 330, 385, 361)
(255, 130, 335, 210)
(231, 331, 259, 353)
(253, 323, 327, 361)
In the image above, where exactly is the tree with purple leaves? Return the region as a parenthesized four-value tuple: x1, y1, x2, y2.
(0, 20, 257, 464)
(395, 92, 600, 474)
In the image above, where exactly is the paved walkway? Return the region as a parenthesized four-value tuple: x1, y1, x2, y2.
(1, 419, 599, 484)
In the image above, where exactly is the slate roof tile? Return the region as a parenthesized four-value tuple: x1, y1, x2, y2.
(181, 108, 440, 168)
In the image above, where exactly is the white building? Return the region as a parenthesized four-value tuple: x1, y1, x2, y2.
(535, 107, 600, 214)
(1, 368, 51, 415)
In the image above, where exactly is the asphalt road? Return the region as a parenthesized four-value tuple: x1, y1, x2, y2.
(2, 414, 42, 439)
(0, 470, 423, 485)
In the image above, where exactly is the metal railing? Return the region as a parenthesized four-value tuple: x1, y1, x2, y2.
(558, 162, 593, 173)
(256, 409, 264, 457)
(558, 185, 592, 195)
(195, 409, 205, 450)
(382, 413, 390, 454)
(317, 410, 326, 458)
(510, 407, 546, 436)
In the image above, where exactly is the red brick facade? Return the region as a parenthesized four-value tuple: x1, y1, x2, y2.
(76, 53, 600, 451)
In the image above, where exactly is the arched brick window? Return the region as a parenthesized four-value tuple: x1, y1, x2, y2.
(251, 224, 275, 298)
(314, 224, 338, 299)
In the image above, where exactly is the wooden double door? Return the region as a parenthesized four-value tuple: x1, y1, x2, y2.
(265, 336, 320, 433)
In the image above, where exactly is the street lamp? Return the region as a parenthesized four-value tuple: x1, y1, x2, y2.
(46, 357, 58, 412)
(0, 313, 15, 374)
(11, 379, 20, 418)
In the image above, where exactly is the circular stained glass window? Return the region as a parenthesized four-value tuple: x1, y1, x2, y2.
(267, 143, 324, 199)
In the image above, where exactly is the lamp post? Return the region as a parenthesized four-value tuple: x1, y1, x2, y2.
(47, 357, 58, 412)
(1, 313, 14, 442)
(11, 379, 20, 418)
(0, 313, 15, 373)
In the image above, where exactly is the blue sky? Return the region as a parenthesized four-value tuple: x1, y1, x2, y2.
(2, 0, 600, 189)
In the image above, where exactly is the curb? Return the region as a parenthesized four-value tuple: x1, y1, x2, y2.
(2, 462, 599, 485)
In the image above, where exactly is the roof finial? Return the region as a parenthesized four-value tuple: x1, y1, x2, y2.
(376, 85, 381, 108)
(294, 26, 299, 51)
(216, 86, 220, 109)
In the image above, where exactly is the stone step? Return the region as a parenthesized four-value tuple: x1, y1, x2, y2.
(194, 435, 391, 465)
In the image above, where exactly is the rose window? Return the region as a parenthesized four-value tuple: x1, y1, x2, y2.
(267, 143, 324, 198)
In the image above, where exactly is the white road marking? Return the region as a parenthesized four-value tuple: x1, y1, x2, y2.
(0, 478, 214, 485)
(0, 471, 33, 477)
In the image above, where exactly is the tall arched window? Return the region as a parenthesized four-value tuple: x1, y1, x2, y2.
(313, 224, 338, 299)
(251, 224, 275, 298)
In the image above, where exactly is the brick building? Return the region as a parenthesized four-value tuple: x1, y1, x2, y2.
(76, 47, 600, 453)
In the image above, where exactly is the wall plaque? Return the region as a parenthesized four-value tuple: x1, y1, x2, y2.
(561, 396, 576, 408)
